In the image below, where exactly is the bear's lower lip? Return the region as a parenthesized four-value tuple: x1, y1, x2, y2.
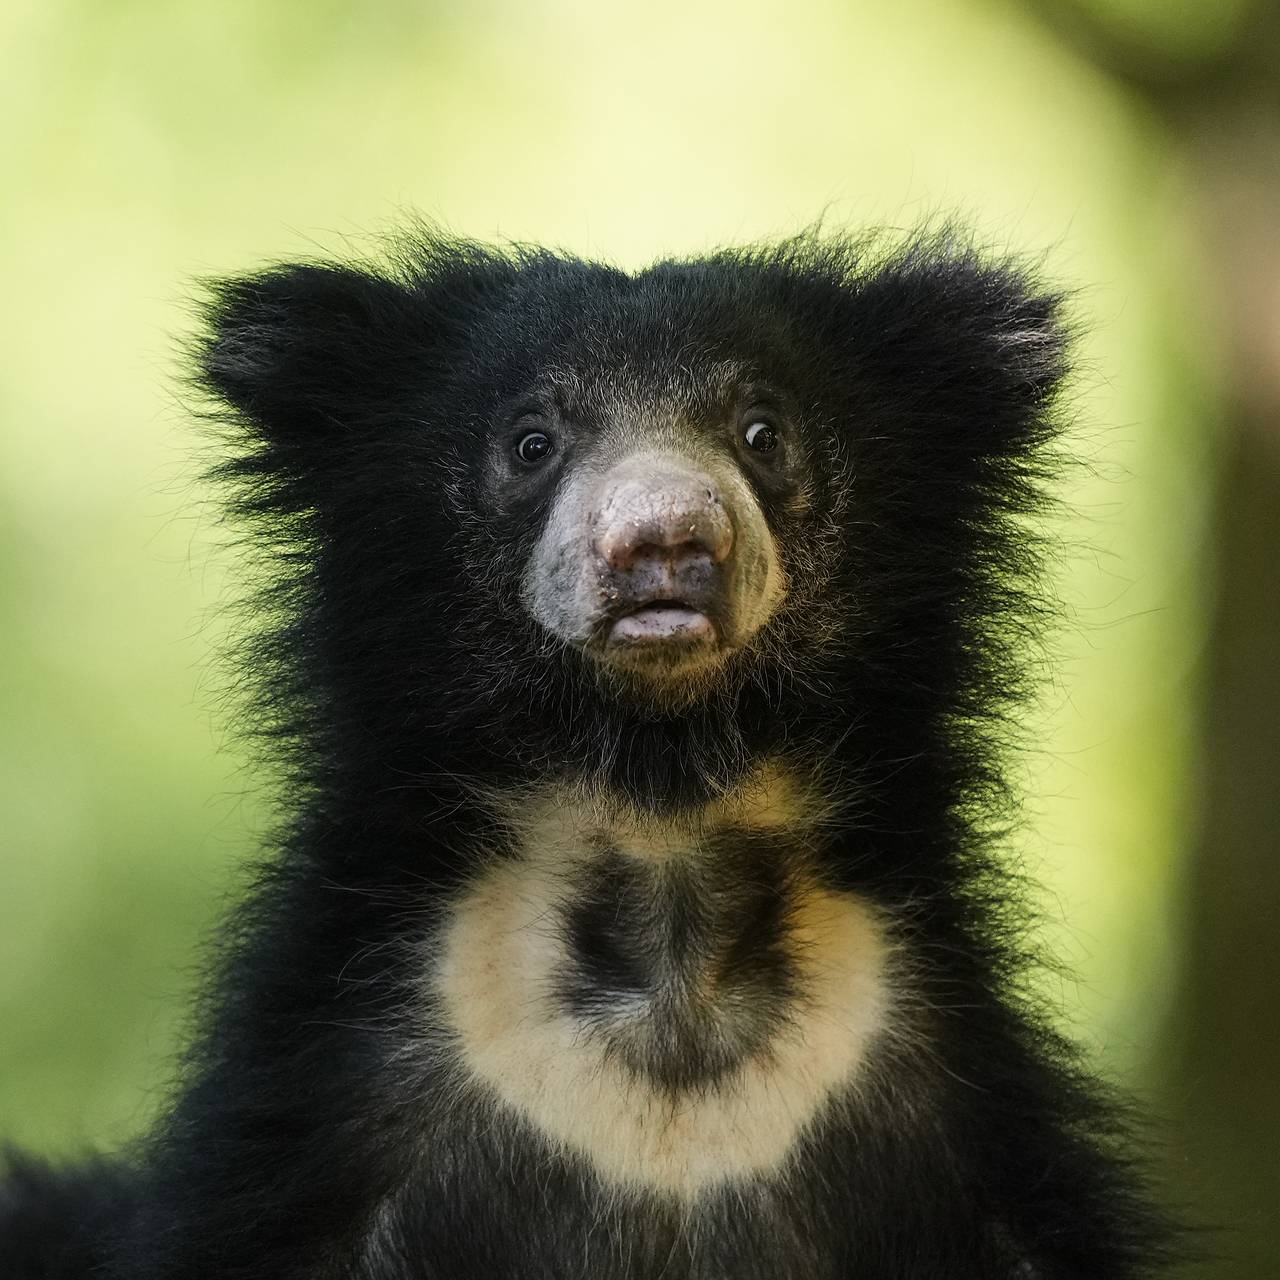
(606, 603, 717, 648)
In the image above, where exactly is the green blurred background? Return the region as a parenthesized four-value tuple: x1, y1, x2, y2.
(1, 0, 1276, 1274)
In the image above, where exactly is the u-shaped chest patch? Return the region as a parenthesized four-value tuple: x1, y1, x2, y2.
(432, 769, 894, 1199)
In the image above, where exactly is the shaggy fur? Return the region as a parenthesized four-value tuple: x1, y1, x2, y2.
(1, 226, 1179, 1278)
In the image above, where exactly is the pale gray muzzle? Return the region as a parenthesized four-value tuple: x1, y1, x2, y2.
(522, 447, 784, 671)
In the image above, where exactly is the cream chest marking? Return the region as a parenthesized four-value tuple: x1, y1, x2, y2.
(432, 766, 892, 1198)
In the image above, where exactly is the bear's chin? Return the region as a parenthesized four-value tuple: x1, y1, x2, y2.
(587, 633, 737, 706)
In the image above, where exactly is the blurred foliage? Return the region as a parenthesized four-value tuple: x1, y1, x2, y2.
(1072, 0, 1253, 64)
(0, 0, 1254, 1268)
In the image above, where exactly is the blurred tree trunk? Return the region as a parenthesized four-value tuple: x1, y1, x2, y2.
(1027, 4, 1280, 1276)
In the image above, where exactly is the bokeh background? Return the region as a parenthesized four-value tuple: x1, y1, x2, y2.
(2, 0, 1276, 1273)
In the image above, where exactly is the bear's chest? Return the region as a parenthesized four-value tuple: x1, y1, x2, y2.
(429, 768, 893, 1200)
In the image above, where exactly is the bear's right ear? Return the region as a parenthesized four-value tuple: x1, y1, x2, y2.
(197, 263, 440, 454)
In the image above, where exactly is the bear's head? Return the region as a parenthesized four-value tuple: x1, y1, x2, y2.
(197, 229, 1066, 806)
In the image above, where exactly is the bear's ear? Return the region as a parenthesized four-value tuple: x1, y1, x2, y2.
(847, 238, 1070, 461)
(196, 262, 436, 452)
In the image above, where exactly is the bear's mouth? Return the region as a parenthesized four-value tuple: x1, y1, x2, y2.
(605, 601, 718, 649)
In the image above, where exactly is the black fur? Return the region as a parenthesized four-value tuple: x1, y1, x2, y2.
(2, 226, 1181, 1278)
(556, 835, 802, 1090)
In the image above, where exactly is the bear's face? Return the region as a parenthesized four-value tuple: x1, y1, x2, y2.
(435, 264, 866, 713)
(489, 369, 807, 694)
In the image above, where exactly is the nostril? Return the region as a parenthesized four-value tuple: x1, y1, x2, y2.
(599, 519, 733, 572)
(627, 539, 724, 571)
(675, 539, 727, 572)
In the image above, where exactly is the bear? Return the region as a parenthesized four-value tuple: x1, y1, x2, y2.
(0, 226, 1179, 1278)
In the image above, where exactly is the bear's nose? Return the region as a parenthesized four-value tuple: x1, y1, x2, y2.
(593, 461, 735, 574)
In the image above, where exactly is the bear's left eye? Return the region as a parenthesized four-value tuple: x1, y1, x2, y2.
(515, 431, 555, 465)
(743, 421, 778, 453)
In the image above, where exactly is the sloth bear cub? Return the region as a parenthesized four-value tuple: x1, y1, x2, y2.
(1, 228, 1177, 1278)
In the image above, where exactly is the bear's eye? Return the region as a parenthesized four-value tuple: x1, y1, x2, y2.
(743, 421, 778, 453)
(515, 431, 554, 465)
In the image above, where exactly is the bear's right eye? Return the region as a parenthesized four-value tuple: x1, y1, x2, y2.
(515, 431, 555, 466)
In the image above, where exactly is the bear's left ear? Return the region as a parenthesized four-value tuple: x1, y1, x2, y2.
(847, 239, 1071, 461)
